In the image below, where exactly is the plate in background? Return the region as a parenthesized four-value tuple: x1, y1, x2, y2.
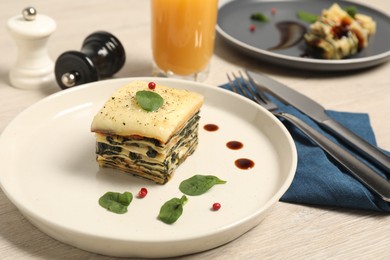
(217, 0, 390, 71)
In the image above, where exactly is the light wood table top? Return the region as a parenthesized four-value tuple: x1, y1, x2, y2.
(0, 0, 389, 259)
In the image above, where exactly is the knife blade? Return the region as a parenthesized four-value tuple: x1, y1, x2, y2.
(246, 70, 390, 173)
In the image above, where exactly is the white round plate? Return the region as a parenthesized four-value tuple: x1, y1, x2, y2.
(0, 77, 297, 258)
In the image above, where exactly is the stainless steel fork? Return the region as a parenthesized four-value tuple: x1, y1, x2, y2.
(226, 71, 278, 111)
(226, 71, 390, 202)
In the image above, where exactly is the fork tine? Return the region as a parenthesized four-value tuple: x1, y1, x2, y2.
(227, 72, 248, 97)
(238, 71, 260, 102)
(232, 72, 252, 98)
(226, 71, 279, 111)
(244, 70, 275, 105)
(226, 73, 239, 94)
(227, 71, 261, 101)
(244, 70, 279, 111)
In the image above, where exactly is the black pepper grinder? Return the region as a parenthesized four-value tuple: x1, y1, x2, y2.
(54, 31, 125, 89)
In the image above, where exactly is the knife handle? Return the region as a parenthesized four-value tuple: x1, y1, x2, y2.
(321, 119, 390, 173)
(275, 112, 390, 202)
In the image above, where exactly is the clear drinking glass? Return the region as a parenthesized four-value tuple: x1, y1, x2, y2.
(151, 0, 218, 81)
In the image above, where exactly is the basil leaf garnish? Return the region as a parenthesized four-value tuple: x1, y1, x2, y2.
(99, 191, 133, 214)
(344, 6, 357, 18)
(136, 90, 164, 112)
(250, 13, 268, 22)
(158, 195, 188, 224)
(179, 175, 227, 196)
(297, 6, 358, 23)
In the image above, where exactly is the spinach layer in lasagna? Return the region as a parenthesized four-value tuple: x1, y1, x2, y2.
(91, 81, 204, 184)
(304, 3, 376, 59)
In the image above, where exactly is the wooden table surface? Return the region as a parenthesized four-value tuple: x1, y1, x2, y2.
(0, 0, 389, 259)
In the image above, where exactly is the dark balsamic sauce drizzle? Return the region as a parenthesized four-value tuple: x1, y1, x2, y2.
(203, 124, 219, 132)
(226, 141, 243, 150)
(235, 158, 255, 170)
(203, 123, 254, 170)
(267, 21, 307, 51)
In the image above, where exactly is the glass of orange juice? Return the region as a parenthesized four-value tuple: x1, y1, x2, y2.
(151, 0, 218, 81)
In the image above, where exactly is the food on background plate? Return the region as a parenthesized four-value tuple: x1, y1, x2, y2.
(303, 3, 376, 59)
(91, 80, 204, 184)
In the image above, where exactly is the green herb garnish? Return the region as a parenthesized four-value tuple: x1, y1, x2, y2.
(158, 195, 188, 224)
(179, 175, 227, 196)
(250, 12, 269, 22)
(344, 6, 357, 18)
(297, 5, 358, 23)
(99, 191, 133, 214)
(296, 11, 318, 23)
(136, 90, 164, 112)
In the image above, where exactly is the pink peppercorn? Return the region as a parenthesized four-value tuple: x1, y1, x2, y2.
(138, 187, 148, 198)
(148, 82, 156, 90)
(212, 202, 221, 211)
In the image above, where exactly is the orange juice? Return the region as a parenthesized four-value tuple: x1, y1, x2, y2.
(151, 0, 218, 78)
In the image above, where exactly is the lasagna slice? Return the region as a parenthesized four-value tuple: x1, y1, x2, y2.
(304, 3, 376, 59)
(91, 80, 204, 184)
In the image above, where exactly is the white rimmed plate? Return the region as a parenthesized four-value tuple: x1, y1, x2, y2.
(0, 78, 297, 258)
(217, 0, 390, 71)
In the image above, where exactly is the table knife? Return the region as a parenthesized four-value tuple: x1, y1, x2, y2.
(246, 70, 390, 173)
(274, 111, 390, 202)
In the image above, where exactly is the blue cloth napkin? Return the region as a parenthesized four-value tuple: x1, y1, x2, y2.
(220, 83, 390, 212)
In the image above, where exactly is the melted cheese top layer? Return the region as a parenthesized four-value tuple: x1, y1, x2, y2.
(91, 81, 204, 143)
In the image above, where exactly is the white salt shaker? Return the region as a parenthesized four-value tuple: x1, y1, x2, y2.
(7, 7, 56, 90)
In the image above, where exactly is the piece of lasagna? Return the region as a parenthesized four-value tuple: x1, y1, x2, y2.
(91, 81, 204, 184)
(304, 3, 376, 59)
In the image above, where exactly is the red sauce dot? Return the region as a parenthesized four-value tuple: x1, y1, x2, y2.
(235, 158, 255, 170)
(204, 124, 219, 132)
(227, 141, 243, 150)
